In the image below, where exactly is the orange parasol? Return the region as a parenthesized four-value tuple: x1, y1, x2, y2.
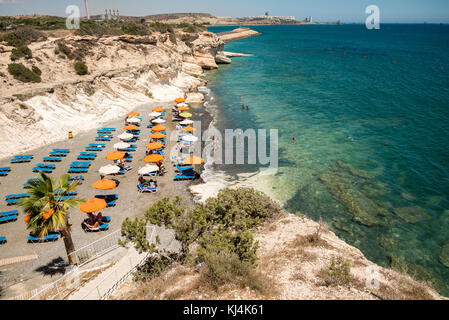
(183, 156, 204, 165)
(127, 111, 140, 116)
(177, 106, 189, 111)
(105, 151, 125, 161)
(175, 98, 185, 103)
(146, 142, 164, 150)
(80, 198, 107, 213)
(152, 106, 164, 112)
(144, 154, 164, 163)
(92, 178, 117, 190)
(123, 124, 139, 130)
(150, 132, 166, 139)
(151, 125, 166, 132)
(182, 125, 195, 132)
(43, 209, 55, 220)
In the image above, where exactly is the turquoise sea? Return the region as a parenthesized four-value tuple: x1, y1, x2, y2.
(206, 24, 449, 295)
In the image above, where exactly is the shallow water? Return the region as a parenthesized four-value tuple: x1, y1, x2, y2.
(206, 24, 449, 295)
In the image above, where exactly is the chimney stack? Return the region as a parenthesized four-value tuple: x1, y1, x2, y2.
(84, 0, 90, 19)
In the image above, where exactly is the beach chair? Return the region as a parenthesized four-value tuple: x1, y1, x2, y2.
(11, 158, 31, 163)
(176, 165, 194, 172)
(69, 176, 84, 184)
(43, 157, 61, 162)
(68, 168, 88, 173)
(55, 196, 75, 201)
(70, 164, 90, 169)
(0, 171, 9, 176)
(53, 149, 70, 153)
(13, 155, 33, 159)
(88, 143, 105, 148)
(174, 172, 196, 181)
(94, 194, 117, 207)
(80, 151, 97, 156)
(49, 152, 67, 157)
(101, 127, 116, 131)
(0, 210, 19, 218)
(0, 215, 18, 223)
(27, 233, 59, 243)
(6, 193, 30, 200)
(85, 147, 102, 152)
(0, 236, 6, 244)
(37, 163, 56, 169)
(23, 178, 40, 188)
(54, 190, 77, 196)
(95, 137, 111, 141)
(33, 167, 53, 173)
(137, 183, 157, 193)
(77, 155, 95, 160)
(82, 222, 109, 233)
(0, 167, 12, 172)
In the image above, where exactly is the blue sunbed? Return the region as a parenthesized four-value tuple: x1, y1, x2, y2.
(101, 127, 116, 131)
(53, 149, 70, 153)
(83, 223, 109, 232)
(80, 152, 97, 156)
(27, 233, 58, 243)
(78, 155, 95, 160)
(54, 190, 77, 196)
(55, 196, 75, 201)
(174, 174, 196, 181)
(0, 236, 6, 244)
(176, 165, 194, 172)
(70, 164, 90, 169)
(94, 195, 117, 207)
(49, 152, 67, 157)
(95, 137, 111, 141)
(44, 157, 61, 162)
(33, 167, 53, 173)
(0, 210, 19, 217)
(37, 163, 56, 169)
(137, 183, 157, 193)
(0, 167, 11, 172)
(88, 143, 105, 147)
(69, 175, 85, 181)
(11, 158, 31, 163)
(6, 193, 30, 200)
(13, 155, 33, 159)
(86, 147, 102, 151)
(0, 171, 8, 176)
(0, 215, 17, 223)
(68, 168, 88, 173)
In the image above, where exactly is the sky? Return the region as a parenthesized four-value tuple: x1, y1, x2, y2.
(1, 0, 449, 23)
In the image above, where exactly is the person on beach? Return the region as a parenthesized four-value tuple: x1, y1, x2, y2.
(139, 176, 149, 187)
(96, 212, 104, 223)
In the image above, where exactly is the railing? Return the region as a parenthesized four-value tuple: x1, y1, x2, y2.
(72, 230, 122, 266)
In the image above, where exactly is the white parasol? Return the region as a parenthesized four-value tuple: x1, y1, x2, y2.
(117, 133, 133, 140)
(99, 164, 121, 175)
(138, 165, 159, 175)
(113, 142, 131, 149)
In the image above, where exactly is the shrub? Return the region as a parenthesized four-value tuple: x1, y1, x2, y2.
(74, 61, 88, 75)
(1, 27, 46, 47)
(7, 63, 41, 83)
(56, 41, 72, 58)
(31, 65, 42, 76)
(120, 21, 150, 36)
(10, 45, 32, 61)
(319, 256, 353, 287)
(133, 254, 178, 282)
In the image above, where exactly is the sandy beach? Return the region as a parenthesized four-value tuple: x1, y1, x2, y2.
(0, 99, 207, 298)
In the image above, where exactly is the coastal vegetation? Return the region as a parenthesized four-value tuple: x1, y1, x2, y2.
(74, 61, 88, 75)
(120, 188, 282, 293)
(7, 63, 41, 83)
(0, 26, 46, 47)
(17, 173, 83, 265)
(10, 45, 32, 61)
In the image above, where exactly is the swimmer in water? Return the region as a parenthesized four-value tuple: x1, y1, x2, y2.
(246, 105, 249, 111)
(242, 104, 245, 110)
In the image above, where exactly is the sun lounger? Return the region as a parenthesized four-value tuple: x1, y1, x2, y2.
(68, 168, 88, 173)
(55, 196, 75, 201)
(23, 178, 40, 188)
(0, 171, 8, 176)
(0, 167, 11, 172)
(43, 157, 62, 162)
(85, 147, 102, 151)
(101, 127, 116, 131)
(0, 236, 6, 244)
(80, 151, 97, 156)
(94, 195, 117, 207)
(53, 149, 70, 153)
(27, 233, 58, 243)
(13, 155, 33, 159)
(0, 215, 18, 223)
(11, 158, 31, 163)
(49, 152, 67, 157)
(95, 137, 112, 141)
(174, 174, 196, 181)
(78, 155, 95, 160)
(6, 193, 30, 200)
(137, 183, 157, 193)
(82, 222, 109, 232)
(88, 143, 106, 147)
(69, 175, 85, 181)
(37, 163, 56, 168)
(125, 157, 133, 162)
(70, 164, 90, 169)
(54, 190, 77, 196)
(0, 210, 19, 218)
(176, 165, 194, 172)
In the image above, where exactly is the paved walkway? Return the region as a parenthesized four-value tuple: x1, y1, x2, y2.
(68, 246, 148, 300)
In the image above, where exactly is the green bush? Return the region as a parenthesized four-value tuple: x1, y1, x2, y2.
(133, 254, 178, 282)
(7, 63, 41, 83)
(120, 21, 150, 36)
(10, 45, 32, 61)
(56, 41, 72, 58)
(1, 27, 46, 47)
(31, 65, 42, 76)
(74, 61, 88, 75)
(320, 256, 353, 286)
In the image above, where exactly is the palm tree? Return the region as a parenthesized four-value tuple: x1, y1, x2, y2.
(18, 173, 83, 265)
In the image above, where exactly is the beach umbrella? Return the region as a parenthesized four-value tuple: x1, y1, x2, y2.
(146, 142, 164, 150)
(99, 164, 121, 175)
(150, 132, 166, 139)
(183, 156, 204, 165)
(117, 132, 133, 140)
(182, 125, 195, 132)
(179, 119, 194, 125)
(152, 106, 164, 112)
(123, 124, 139, 131)
(92, 178, 117, 190)
(144, 154, 163, 163)
(151, 125, 166, 132)
(113, 142, 130, 149)
(138, 165, 159, 175)
(80, 198, 107, 213)
(179, 112, 192, 118)
(105, 151, 125, 161)
(127, 111, 140, 116)
(177, 106, 190, 111)
(175, 98, 185, 103)
(149, 112, 162, 118)
(127, 117, 141, 123)
(176, 103, 189, 108)
(152, 118, 166, 124)
(182, 135, 198, 142)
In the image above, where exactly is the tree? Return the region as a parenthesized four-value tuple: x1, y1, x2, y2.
(18, 173, 83, 265)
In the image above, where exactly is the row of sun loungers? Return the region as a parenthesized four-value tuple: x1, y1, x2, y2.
(10, 155, 33, 163)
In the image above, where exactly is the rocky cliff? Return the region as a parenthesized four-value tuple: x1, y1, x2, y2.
(0, 29, 231, 159)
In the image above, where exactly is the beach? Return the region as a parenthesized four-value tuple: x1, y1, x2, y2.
(0, 98, 210, 298)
